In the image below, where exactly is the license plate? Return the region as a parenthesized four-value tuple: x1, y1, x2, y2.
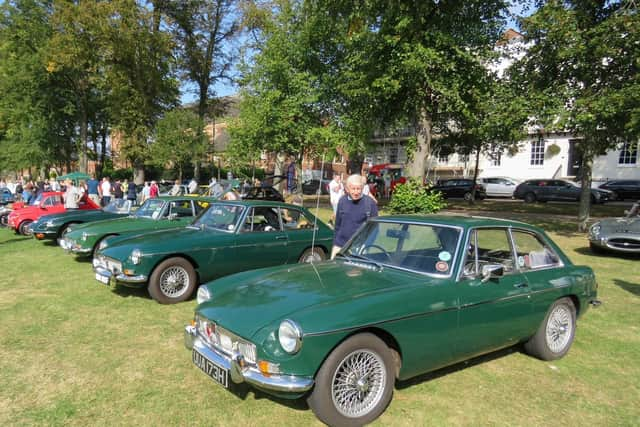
(95, 273, 110, 285)
(192, 349, 229, 388)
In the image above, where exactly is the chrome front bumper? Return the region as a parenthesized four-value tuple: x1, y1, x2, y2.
(58, 238, 92, 254)
(93, 266, 147, 285)
(184, 325, 314, 394)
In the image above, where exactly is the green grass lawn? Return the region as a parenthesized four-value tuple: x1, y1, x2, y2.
(0, 204, 638, 426)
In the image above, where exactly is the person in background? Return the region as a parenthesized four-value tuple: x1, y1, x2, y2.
(126, 181, 137, 205)
(383, 172, 391, 198)
(328, 173, 343, 220)
(141, 182, 150, 202)
(50, 178, 60, 192)
(331, 174, 378, 259)
(169, 179, 183, 196)
(361, 175, 377, 204)
(149, 180, 159, 198)
(188, 177, 198, 194)
(101, 177, 112, 207)
(63, 179, 81, 209)
(112, 179, 123, 199)
(122, 179, 128, 196)
(287, 159, 296, 194)
(86, 174, 100, 205)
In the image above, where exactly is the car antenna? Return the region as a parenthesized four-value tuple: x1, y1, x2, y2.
(310, 153, 326, 262)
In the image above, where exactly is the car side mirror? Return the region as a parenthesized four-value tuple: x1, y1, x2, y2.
(481, 264, 504, 283)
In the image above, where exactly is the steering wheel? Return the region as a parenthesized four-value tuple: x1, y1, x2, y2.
(362, 244, 392, 261)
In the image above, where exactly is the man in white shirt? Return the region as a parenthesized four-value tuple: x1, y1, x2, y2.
(63, 179, 81, 209)
(188, 178, 198, 194)
(101, 177, 112, 206)
(329, 173, 343, 215)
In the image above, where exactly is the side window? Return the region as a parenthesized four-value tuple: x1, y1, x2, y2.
(169, 201, 193, 217)
(243, 207, 282, 232)
(463, 228, 515, 277)
(280, 208, 314, 230)
(511, 230, 560, 270)
(194, 200, 208, 215)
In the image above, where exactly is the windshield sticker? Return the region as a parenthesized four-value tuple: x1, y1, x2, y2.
(438, 251, 452, 262)
(435, 261, 449, 272)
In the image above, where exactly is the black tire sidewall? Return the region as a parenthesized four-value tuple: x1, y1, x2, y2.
(307, 333, 395, 427)
(148, 257, 197, 304)
(525, 297, 576, 361)
(19, 220, 33, 235)
(525, 193, 536, 203)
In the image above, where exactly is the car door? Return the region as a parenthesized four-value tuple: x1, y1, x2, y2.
(234, 206, 289, 270)
(456, 227, 532, 359)
(280, 206, 321, 262)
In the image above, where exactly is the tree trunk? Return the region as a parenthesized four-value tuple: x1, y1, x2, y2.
(406, 108, 432, 182)
(469, 146, 481, 205)
(578, 151, 594, 232)
(79, 100, 88, 173)
(133, 160, 145, 186)
(274, 152, 286, 193)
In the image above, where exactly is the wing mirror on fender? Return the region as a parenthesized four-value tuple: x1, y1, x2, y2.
(481, 264, 504, 283)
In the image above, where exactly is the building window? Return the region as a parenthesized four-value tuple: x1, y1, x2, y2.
(490, 150, 502, 166)
(438, 153, 449, 163)
(459, 154, 469, 163)
(530, 139, 545, 165)
(389, 146, 398, 163)
(618, 142, 638, 165)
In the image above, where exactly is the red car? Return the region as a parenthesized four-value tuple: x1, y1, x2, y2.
(366, 163, 407, 197)
(7, 191, 100, 235)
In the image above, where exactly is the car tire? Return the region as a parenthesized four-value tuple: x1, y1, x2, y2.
(58, 222, 78, 239)
(589, 242, 606, 254)
(524, 297, 576, 361)
(463, 192, 473, 201)
(19, 220, 33, 236)
(148, 257, 197, 304)
(307, 333, 395, 427)
(524, 192, 536, 203)
(298, 247, 326, 263)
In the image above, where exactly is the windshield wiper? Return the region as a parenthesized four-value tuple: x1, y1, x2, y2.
(340, 253, 384, 270)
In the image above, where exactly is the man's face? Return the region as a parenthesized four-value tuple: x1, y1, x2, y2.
(346, 181, 363, 200)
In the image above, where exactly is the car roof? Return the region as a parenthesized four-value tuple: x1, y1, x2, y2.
(373, 214, 541, 231)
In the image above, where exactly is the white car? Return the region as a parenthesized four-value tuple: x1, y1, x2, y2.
(479, 177, 520, 198)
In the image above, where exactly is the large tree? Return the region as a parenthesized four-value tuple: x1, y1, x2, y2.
(511, 0, 640, 230)
(164, 0, 239, 181)
(306, 0, 512, 181)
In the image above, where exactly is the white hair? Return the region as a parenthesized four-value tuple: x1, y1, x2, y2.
(346, 174, 364, 187)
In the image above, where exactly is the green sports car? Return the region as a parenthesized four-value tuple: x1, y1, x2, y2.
(92, 200, 333, 304)
(31, 199, 134, 241)
(185, 215, 600, 425)
(60, 196, 212, 256)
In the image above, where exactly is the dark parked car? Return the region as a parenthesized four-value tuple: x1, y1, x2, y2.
(513, 179, 613, 204)
(301, 179, 330, 195)
(598, 180, 640, 201)
(185, 215, 600, 425)
(429, 179, 486, 201)
(242, 186, 285, 202)
(1, 188, 14, 205)
(589, 201, 640, 254)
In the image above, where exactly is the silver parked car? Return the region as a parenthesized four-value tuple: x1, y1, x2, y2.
(589, 201, 640, 254)
(478, 177, 520, 198)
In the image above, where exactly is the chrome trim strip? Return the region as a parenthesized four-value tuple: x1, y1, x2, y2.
(184, 326, 314, 393)
(94, 267, 147, 284)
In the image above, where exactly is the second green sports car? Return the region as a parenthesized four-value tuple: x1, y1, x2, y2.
(92, 200, 334, 304)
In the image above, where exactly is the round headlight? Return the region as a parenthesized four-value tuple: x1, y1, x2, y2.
(130, 249, 142, 265)
(196, 286, 211, 304)
(278, 319, 303, 354)
(589, 223, 601, 238)
(98, 239, 109, 251)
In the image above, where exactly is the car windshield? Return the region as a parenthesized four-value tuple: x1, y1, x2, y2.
(134, 199, 166, 219)
(192, 203, 245, 231)
(103, 199, 132, 214)
(342, 221, 461, 276)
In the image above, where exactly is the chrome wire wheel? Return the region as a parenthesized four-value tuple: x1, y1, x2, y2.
(545, 304, 573, 353)
(331, 349, 387, 418)
(159, 266, 190, 298)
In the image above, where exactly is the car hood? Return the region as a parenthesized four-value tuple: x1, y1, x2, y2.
(39, 209, 107, 224)
(101, 226, 234, 258)
(65, 215, 153, 238)
(598, 217, 640, 234)
(197, 260, 445, 340)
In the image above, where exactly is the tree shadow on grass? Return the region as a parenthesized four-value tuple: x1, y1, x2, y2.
(613, 280, 640, 297)
(0, 236, 31, 245)
(396, 346, 517, 390)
